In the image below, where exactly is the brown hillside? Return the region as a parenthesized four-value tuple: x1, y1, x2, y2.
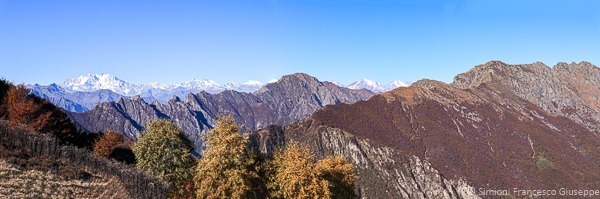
(253, 61, 600, 198)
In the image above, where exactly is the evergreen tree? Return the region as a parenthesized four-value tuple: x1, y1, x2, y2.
(194, 115, 260, 199)
(132, 119, 196, 198)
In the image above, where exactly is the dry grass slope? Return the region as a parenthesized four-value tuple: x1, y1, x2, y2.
(0, 121, 168, 199)
(0, 160, 129, 198)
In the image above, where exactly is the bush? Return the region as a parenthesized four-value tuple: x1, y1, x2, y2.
(536, 154, 553, 169)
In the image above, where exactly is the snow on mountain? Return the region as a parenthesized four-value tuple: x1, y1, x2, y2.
(145, 82, 175, 90)
(347, 79, 410, 93)
(348, 79, 386, 92)
(59, 74, 270, 99)
(233, 81, 263, 93)
(60, 74, 269, 96)
(181, 79, 223, 90)
(61, 74, 140, 96)
(59, 73, 412, 95)
(328, 81, 345, 87)
(385, 80, 410, 90)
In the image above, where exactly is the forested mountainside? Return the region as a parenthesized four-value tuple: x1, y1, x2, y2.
(251, 61, 600, 198)
(70, 73, 375, 149)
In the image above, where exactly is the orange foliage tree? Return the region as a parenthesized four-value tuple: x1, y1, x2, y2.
(2, 84, 90, 147)
(93, 129, 125, 158)
(4, 85, 38, 127)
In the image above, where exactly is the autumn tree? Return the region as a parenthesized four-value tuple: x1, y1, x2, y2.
(316, 156, 358, 199)
(93, 129, 125, 158)
(132, 119, 196, 198)
(0, 83, 93, 147)
(4, 85, 38, 127)
(267, 142, 331, 199)
(194, 115, 260, 199)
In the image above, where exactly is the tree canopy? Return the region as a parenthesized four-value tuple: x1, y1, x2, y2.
(132, 119, 196, 198)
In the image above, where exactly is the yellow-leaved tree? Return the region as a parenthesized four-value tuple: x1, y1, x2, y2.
(132, 119, 196, 198)
(316, 156, 358, 199)
(267, 142, 331, 199)
(194, 115, 260, 199)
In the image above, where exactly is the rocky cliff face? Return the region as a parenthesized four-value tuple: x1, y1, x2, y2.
(251, 61, 600, 198)
(453, 61, 600, 133)
(250, 124, 479, 199)
(70, 73, 374, 149)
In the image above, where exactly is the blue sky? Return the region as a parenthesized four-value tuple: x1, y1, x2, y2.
(1, 0, 599, 85)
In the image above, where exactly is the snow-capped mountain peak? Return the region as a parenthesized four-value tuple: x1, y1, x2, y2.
(328, 81, 345, 87)
(385, 80, 410, 91)
(181, 79, 221, 88)
(242, 80, 262, 86)
(233, 80, 263, 93)
(347, 79, 410, 93)
(145, 82, 175, 90)
(387, 80, 409, 88)
(348, 79, 386, 92)
(61, 74, 139, 95)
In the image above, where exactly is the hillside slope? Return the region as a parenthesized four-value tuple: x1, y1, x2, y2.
(0, 121, 168, 199)
(252, 61, 600, 198)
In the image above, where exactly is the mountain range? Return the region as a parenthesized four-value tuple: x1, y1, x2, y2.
(23, 61, 600, 198)
(348, 79, 410, 92)
(68, 73, 375, 150)
(251, 61, 600, 198)
(28, 74, 409, 112)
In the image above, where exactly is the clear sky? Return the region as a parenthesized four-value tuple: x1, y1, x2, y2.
(1, 0, 599, 85)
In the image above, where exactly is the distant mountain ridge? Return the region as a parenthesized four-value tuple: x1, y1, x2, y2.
(68, 73, 376, 150)
(29, 73, 409, 112)
(28, 83, 124, 113)
(60, 73, 266, 96)
(347, 79, 411, 92)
